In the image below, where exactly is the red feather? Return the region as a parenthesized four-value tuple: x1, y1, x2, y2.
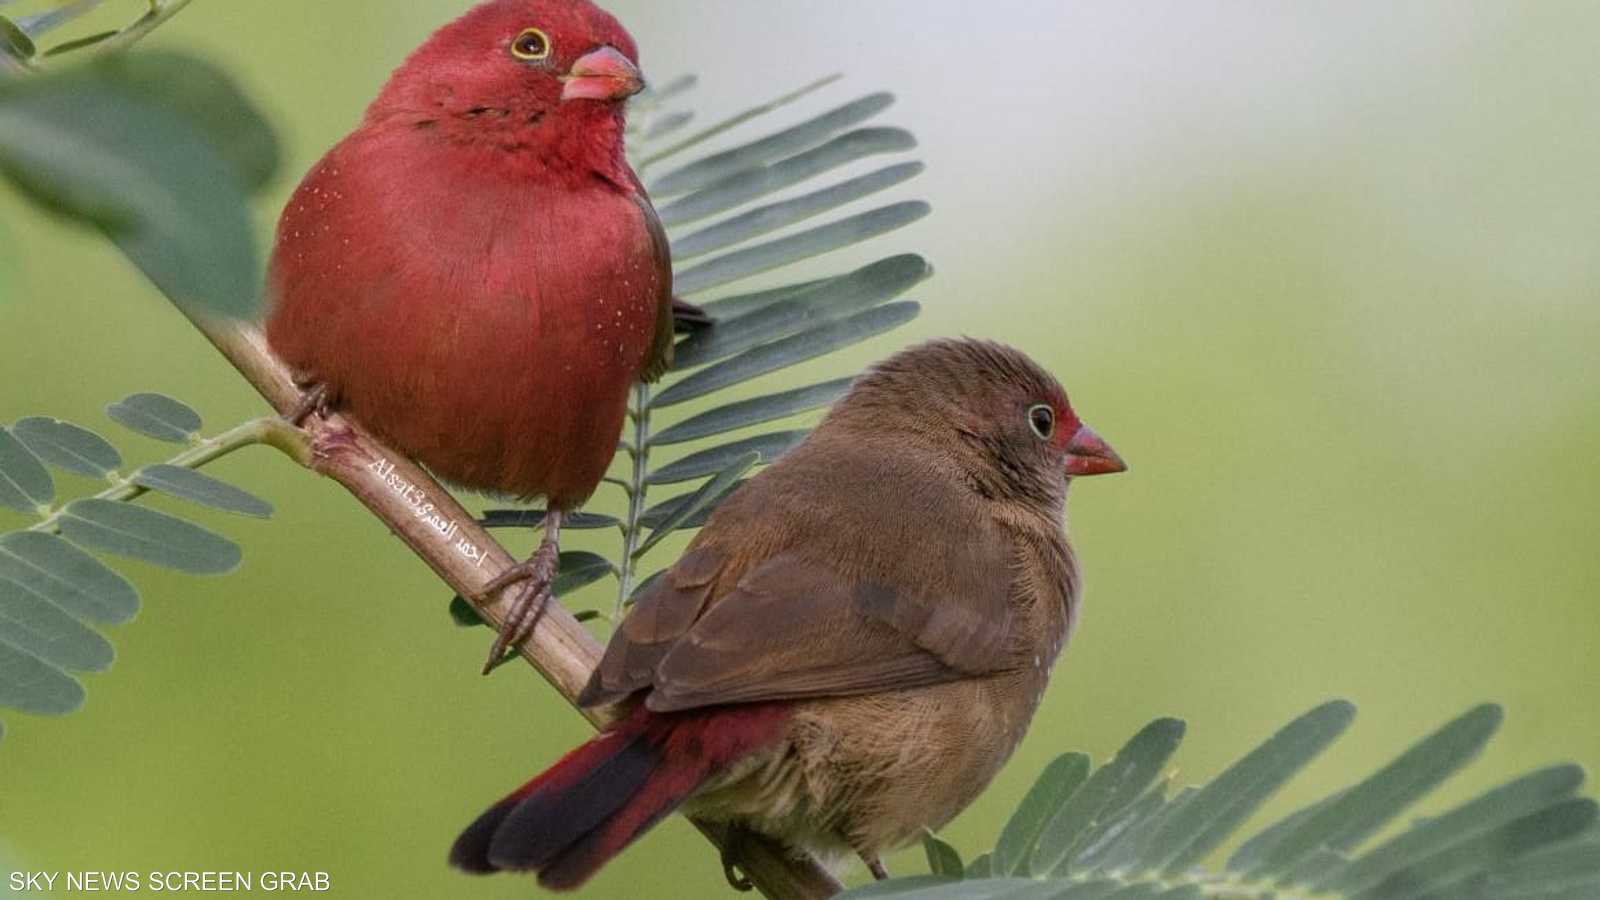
(450, 703, 792, 890)
(264, 0, 668, 509)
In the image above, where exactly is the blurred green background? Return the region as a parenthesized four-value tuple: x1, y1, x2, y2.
(2, 1, 1598, 897)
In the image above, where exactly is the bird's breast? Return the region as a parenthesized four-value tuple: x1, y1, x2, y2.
(265, 132, 665, 505)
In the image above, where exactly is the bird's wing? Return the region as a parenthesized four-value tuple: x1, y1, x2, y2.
(630, 189, 678, 382)
(578, 533, 1020, 713)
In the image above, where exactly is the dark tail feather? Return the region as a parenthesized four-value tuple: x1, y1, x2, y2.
(448, 725, 648, 874)
(449, 704, 790, 891)
(535, 750, 713, 890)
(491, 733, 661, 873)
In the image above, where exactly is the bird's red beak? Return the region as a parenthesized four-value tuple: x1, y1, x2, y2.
(562, 46, 645, 102)
(1064, 424, 1127, 477)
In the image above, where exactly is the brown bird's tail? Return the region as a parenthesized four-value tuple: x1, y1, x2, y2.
(449, 703, 790, 891)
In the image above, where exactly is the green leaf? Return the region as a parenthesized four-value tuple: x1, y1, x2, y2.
(1476, 830, 1600, 896)
(674, 201, 931, 295)
(0, 531, 138, 624)
(837, 876, 961, 899)
(106, 392, 202, 443)
(844, 878, 1044, 900)
(0, 53, 275, 318)
(133, 464, 272, 518)
(0, 426, 53, 512)
(42, 29, 119, 57)
(635, 73, 697, 109)
(1355, 799, 1597, 899)
(1316, 763, 1588, 895)
(994, 752, 1092, 876)
(698, 277, 832, 319)
(637, 485, 746, 533)
(650, 89, 888, 193)
(1032, 718, 1186, 875)
(551, 551, 617, 597)
(0, 570, 113, 671)
(675, 157, 928, 259)
(1072, 781, 1169, 873)
(649, 378, 852, 447)
(1226, 791, 1343, 876)
(451, 552, 616, 628)
(1087, 786, 1198, 874)
(651, 301, 921, 409)
(923, 833, 965, 878)
(1148, 700, 1356, 875)
(633, 452, 756, 558)
(478, 510, 620, 531)
(1, 14, 35, 64)
(12, 416, 121, 478)
(13, 0, 109, 38)
(672, 161, 923, 260)
(645, 431, 805, 487)
(639, 73, 842, 170)
(0, 634, 83, 715)
(59, 498, 240, 575)
(673, 254, 931, 370)
(448, 596, 482, 628)
(640, 110, 693, 141)
(1088, 885, 1161, 900)
(1233, 704, 1504, 881)
(659, 128, 918, 227)
(98, 52, 281, 192)
(964, 853, 992, 879)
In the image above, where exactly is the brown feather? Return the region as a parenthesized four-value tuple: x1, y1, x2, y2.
(569, 338, 1112, 862)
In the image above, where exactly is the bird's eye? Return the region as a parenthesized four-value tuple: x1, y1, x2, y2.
(510, 28, 552, 61)
(1027, 404, 1056, 440)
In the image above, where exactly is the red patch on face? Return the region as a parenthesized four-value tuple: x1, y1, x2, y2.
(1048, 392, 1082, 451)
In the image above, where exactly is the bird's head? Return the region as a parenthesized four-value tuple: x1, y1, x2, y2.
(371, 0, 644, 162)
(829, 338, 1126, 517)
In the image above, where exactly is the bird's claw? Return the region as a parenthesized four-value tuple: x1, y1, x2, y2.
(479, 531, 561, 674)
(862, 853, 889, 882)
(720, 825, 756, 892)
(285, 380, 335, 427)
(721, 859, 754, 892)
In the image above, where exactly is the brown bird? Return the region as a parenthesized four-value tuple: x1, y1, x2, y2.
(450, 338, 1127, 890)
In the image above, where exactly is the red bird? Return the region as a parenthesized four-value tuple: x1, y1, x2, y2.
(266, 0, 696, 668)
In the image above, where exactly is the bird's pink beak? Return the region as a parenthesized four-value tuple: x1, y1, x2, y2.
(562, 45, 645, 102)
(1064, 424, 1127, 477)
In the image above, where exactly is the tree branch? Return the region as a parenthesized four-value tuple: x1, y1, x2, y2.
(180, 313, 843, 899)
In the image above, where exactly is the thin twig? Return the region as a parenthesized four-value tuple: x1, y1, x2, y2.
(178, 314, 843, 899)
(96, 0, 193, 56)
(27, 415, 309, 533)
(615, 381, 652, 615)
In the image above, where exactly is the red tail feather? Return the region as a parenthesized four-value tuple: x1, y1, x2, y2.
(450, 702, 790, 891)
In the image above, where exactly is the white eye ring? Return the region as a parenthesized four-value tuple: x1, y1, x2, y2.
(1027, 404, 1056, 440)
(511, 28, 552, 61)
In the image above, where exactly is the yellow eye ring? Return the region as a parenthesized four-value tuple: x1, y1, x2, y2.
(510, 28, 552, 61)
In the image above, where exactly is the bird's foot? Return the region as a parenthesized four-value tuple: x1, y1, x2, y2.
(285, 379, 335, 426)
(478, 510, 564, 674)
(861, 853, 889, 882)
(719, 824, 756, 892)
